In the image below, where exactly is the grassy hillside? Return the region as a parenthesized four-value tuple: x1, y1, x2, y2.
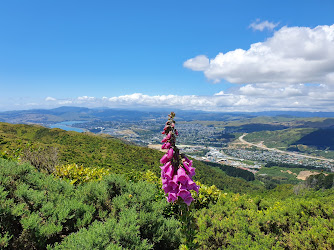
(0, 122, 259, 193)
(244, 128, 316, 149)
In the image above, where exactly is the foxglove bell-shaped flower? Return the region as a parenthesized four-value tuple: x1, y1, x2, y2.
(160, 161, 171, 172)
(183, 194, 194, 206)
(169, 175, 179, 190)
(177, 167, 190, 185)
(161, 142, 171, 149)
(186, 179, 200, 193)
(160, 154, 169, 164)
(164, 164, 174, 179)
(161, 132, 171, 143)
(167, 190, 178, 203)
(183, 161, 196, 177)
(177, 188, 191, 200)
(167, 148, 173, 159)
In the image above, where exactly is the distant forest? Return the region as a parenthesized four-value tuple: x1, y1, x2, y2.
(203, 161, 255, 181)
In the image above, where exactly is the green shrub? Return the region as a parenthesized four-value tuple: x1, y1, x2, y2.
(194, 188, 334, 249)
(0, 158, 181, 249)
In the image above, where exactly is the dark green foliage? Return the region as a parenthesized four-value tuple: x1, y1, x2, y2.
(53, 180, 181, 249)
(0, 158, 181, 249)
(256, 166, 305, 189)
(193, 160, 261, 193)
(265, 161, 330, 172)
(0, 159, 94, 249)
(203, 161, 255, 181)
(305, 173, 334, 190)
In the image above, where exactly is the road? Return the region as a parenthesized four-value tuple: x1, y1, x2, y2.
(239, 133, 334, 163)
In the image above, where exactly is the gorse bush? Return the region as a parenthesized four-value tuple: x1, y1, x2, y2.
(20, 144, 59, 174)
(0, 158, 91, 249)
(54, 163, 110, 185)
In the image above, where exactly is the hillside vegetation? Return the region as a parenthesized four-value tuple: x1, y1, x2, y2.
(1, 158, 334, 249)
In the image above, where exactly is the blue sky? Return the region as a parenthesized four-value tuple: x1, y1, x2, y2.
(1, 0, 334, 112)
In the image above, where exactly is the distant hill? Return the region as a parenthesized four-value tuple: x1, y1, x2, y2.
(2, 106, 334, 125)
(225, 123, 288, 133)
(293, 128, 334, 150)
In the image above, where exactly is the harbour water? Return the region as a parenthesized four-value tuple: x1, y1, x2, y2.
(50, 121, 86, 133)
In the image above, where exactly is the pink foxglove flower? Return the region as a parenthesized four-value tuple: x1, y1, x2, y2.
(160, 154, 169, 164)
(159, 112, 199, 206)
(164, 164, 174, 179)
(161, 132, 171, 143)
(167, 148, 173, 159)
(161, 142, 171, 149)
(176, 167, 190, 185)
(182, 194, 195, 206)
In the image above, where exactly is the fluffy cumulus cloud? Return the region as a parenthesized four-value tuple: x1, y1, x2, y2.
(249, 19, 279, 31)
(183, 55, 210, 71)
(184, 24, 334, 85)
(77, 96, 95, 101)
(45, 96, 57, 101)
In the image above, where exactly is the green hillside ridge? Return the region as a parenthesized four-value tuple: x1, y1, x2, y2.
(243, 128, 316, 149)
(0, 122, 257, 193)
(243, 127, 334, 159)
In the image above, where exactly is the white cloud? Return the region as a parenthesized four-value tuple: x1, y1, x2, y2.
(45, 96, 56, 101)
(238, 83, 306, 97)
(249, 19, 279, 31)
(58, 100, 73, 105)
(183, 55, 209, 71)
(77, 96, 95, 101)
(184, 24, 334, 85)
(214, 91, 225, 96)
